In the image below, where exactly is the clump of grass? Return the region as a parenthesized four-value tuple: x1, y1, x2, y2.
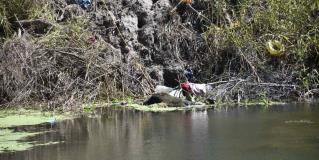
(0, 0, 50, 37)
(37, 17, 95, 49)
(0, 0, 96, 48)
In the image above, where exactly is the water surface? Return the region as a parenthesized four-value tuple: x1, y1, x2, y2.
(1, 103, 319, 160)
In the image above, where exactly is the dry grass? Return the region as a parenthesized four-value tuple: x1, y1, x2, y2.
(0, 0, 155, 110)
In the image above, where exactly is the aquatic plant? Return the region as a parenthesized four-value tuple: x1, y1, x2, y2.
(0, 109, 69, 128)
(0, 109, 69, 153)
(0, 129, 36, 153)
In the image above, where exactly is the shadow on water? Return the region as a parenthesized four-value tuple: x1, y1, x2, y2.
(1, 103, 319, 160)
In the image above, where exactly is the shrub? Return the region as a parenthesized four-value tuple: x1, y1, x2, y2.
(203, 0, 319, 81)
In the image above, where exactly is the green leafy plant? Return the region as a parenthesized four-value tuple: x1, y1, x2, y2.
(83, 103, 96, 113)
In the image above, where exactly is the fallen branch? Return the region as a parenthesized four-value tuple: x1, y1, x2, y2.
(250, 82, 297, 88)
(186, 4, 211, 23)
(207, 79, 242, 85)
(170, 0, 185, 14)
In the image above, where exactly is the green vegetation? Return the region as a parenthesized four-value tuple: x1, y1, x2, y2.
(0, 128, 64, 153)
(0, 0, 105, 48)
(203, 0, 319, 85)
(0, 109, 69, 153)
(113, 100, 285, 112)
(82, 103, 97, 113)
(125, 103, 210, 112)
(204, 0, 318, 57)
(0, 109, 70, 128)
(0, 0, 38, 36)
(0, 129, 37, 153)
(190, 0, 319, 102)
(0, 0, 57, 37)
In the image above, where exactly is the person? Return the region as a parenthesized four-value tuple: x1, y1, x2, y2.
(183, 65, 194, 82)
(78, 0, 91, 9)
(180, 82, 215, 104)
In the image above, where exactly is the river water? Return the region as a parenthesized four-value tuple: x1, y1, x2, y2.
(1, 103, 319, 160)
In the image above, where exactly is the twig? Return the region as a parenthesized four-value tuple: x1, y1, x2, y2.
(170, 0, 184, 14)
(240, 52, 261, 82)
(207, 79, 241, 85)
(248, 82, 297, 88)
(187, 4, 212, 23)
(14, 14, 26, 36)
(46, 49, 85, 62)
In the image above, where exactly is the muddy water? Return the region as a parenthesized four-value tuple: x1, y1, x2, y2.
(1, 103, 319, 160)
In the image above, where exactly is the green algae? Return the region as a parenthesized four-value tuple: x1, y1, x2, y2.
(126, 103, 212, 112)
(0, 129, 64, 153)
(0, 109, 71, 153)
(0, 109, 70, 128)
(0, 129, 39, 153)
(129, 103, 181, 112)
(107, 100, 286, 112)
(0, 115, 54, 128)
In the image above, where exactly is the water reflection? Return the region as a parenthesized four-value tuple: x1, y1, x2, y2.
(1, 104, 319, 160)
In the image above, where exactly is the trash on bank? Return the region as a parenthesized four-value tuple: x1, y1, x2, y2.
(266, 40, 285, 57)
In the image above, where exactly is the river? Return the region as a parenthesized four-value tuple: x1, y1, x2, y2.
(1, 103, 319, 160)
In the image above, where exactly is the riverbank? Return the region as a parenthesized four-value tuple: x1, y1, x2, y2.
(1, 0, 319, 110)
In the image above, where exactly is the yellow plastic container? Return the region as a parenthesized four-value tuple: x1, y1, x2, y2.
(266, 40, 285, 57)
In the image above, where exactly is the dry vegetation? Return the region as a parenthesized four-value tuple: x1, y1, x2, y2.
(0, 0, 319, 109)
(0, 0, 154, 109)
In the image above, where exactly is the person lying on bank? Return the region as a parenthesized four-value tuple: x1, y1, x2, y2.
(180, 82, 215, 104)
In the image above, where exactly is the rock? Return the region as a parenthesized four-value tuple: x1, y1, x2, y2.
(138, 26, 154, 46)
(88, 0, 208, 85)
(121, 12, 138, 37)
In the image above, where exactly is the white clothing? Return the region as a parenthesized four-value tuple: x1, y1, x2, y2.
(189, 83, 212, 96)
(155, 85, 174, 93)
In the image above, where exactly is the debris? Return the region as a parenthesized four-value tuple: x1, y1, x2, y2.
(266, 40, 285, 57)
